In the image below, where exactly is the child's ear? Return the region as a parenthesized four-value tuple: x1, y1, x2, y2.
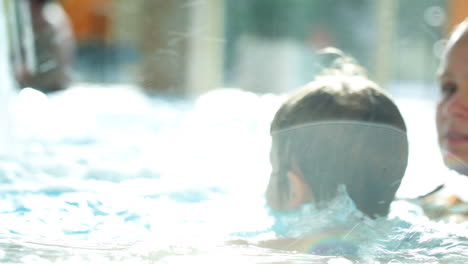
(286, 171, 313, 209)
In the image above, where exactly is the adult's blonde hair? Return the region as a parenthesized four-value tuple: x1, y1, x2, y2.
(439, 18, 468, 72)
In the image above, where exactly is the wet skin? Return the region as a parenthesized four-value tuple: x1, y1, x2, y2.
(437, 36, 468, 171)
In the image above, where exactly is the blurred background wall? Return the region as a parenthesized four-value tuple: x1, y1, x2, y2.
(10, 0, 468, 97)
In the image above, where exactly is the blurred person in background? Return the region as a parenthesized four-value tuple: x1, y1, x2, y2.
(420, 18, 468, 222)
(13, 0, 75, 93)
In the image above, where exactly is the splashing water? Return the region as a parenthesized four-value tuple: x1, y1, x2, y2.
(0, 86, 467, 263)
(0, 2, 464, 262)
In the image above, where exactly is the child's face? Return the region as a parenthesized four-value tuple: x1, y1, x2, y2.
(437, 36, 468, 171)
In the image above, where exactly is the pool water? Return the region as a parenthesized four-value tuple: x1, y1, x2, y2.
(0, 86, 467, 263)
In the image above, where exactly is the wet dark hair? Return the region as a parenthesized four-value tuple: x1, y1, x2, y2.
(269, 49, 408, 218)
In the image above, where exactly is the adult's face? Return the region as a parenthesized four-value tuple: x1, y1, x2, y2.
(437, 36, 468, 174)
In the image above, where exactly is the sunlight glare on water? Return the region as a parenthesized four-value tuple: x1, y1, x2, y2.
(0, 85, 467, 263)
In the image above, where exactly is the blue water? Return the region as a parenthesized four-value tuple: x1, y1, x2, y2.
(0, 86, 467, 263)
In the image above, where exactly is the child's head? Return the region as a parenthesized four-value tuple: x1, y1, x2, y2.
(436, 19, 468, 175)
(266, 53, 408, 218)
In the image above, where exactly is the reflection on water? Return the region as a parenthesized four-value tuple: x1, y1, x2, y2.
(0, 86, 467, 263)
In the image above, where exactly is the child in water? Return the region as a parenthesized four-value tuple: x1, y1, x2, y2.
(259, 49, 409, 253)
(420, 18, 468, 222)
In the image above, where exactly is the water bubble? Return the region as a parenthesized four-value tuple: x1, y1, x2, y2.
(424, 6, 445, 27)
(433, 39, 447, 59)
